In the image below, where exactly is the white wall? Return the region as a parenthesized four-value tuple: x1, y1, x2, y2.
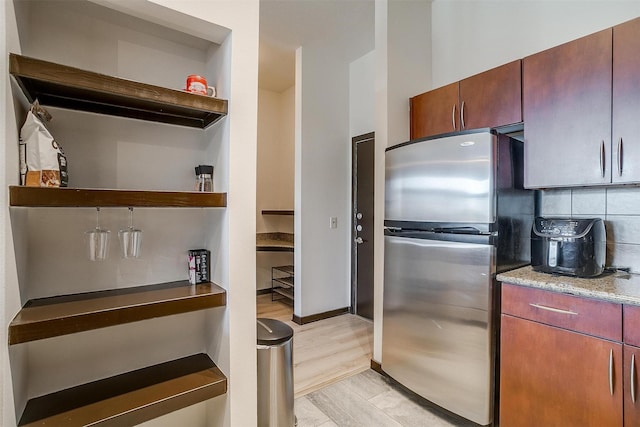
(295, 39, 352, 317)
(256, 87, 294, 291)
(256, 87, 295, 234)
(350, 50, 375, 137)
(373, 0, 432, 363)
(2, 0, 259, 426)
(431, 1, 640, 88)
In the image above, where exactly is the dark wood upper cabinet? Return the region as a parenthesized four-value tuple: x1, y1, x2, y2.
(410, 82, 459, 139)
(410, 60, 522, 140)
(523, 29, 613, 188)
(459, 60, 522, 131)
(613, 17, 640, 184)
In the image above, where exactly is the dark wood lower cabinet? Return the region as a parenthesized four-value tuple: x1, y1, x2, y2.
(625, 345, 640, 427)
(500, 314, 623, 427)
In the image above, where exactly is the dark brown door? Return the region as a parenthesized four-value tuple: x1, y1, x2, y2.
(352, 133, 374, 320)
(410, 82, 459, 139)
(523, 29, 612, 187)
(459, 60, 522, 130)
(500, 314, 623, 427)
(613, 17, 640, 184)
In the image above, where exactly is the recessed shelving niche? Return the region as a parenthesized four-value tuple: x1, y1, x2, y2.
(6, 2, 234, 425)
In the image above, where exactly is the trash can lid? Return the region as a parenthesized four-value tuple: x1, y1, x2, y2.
(257, 318, 293, 345)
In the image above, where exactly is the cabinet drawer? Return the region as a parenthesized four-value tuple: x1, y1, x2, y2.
(624, 305, 640, 346)
(502, 283, 622, 341)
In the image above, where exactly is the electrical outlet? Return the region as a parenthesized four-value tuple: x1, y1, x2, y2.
(330, 217, 338, 229)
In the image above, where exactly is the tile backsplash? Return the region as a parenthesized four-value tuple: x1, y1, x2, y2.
(540, 187, 640, 273)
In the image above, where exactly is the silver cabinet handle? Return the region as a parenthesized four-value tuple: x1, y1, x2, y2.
(618, 138, 624, 177)
(600, 140, 606, 178)
(451, 104, 456, 130)
(529, 303, 578, 315)
(355, 237, 364, 244)
(460, 101, 466, 129)
(609, 348, 614, 396)
(632, 353, 637, 403)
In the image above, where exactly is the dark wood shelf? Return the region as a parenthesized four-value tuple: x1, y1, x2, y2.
(10, 53, 228, 128)
(9, 186, 227, 208)
(273, 287, 294, 300)
(256, 233, 294, 252)
(273, 276, 294, 288)
(261, 210, 294, 216)
(9, 281, 226, 345)
(273, 265, 294, 274)
(18, 353, 227, 426)
(256, 243, 294, 252)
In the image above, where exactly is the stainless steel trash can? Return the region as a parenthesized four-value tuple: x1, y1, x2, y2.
(257, 318, 295, 427)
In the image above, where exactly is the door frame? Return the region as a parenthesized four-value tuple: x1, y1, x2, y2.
(351, 132, 374, 316)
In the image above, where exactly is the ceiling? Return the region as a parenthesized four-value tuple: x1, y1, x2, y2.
(259, 0, 375, 92)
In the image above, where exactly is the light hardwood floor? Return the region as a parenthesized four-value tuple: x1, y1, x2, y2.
(296, 369, 474, 427)
(257, 293, 472, 426)
(256, 294, 373, 397)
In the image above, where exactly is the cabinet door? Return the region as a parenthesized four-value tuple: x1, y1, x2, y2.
(624, 345, 640, 427)
(459, 60, 522, 131)
(500, 315, 623, 427)
(613, 17, 640, 184)
(410, 82, 459, 139)
(624, 306, 640, 427)
(523, 29, 612, 188)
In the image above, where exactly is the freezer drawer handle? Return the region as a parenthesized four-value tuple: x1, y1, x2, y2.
(529, 303, 578, 316)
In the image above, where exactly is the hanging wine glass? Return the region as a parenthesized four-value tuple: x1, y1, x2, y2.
(86, 207, 110, 261)
(118, 207, 142, 258)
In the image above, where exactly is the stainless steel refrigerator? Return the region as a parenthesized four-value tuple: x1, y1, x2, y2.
(382, 129, 533, 426)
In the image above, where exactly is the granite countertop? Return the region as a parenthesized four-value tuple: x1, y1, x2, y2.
(497, 266, 640, 306)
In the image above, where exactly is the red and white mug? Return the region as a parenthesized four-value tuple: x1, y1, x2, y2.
(186, 75, 216, 97)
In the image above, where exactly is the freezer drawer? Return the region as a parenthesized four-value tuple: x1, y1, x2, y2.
(382, 234, 495, 425)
